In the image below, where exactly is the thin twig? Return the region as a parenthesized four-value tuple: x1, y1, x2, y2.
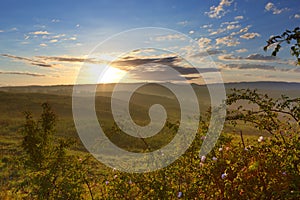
(240, 131, 245, 149)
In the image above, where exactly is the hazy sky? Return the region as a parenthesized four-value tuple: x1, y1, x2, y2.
(0, 0, 299, 86)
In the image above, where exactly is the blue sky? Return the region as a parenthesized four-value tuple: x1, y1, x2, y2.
(0, 0, 299, 86)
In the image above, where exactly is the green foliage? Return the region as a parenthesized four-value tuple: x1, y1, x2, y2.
(2, 90, 300, 199)
(226, 88, 299, 135)
(264, 27, 300, 65)
(19, 103, 94, 199)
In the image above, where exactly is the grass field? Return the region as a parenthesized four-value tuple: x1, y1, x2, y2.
(0, 81, 299, 199)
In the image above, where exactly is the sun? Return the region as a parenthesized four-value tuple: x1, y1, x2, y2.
(98, 66, 126, 83)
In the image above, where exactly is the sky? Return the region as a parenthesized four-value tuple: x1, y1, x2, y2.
(0, 0, 299, 86)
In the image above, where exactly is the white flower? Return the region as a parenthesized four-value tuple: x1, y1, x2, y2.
(219, 147, 223, 152)
(177, 191, 183, 198)
(212, 157, 217, 161)
(221, 173, 227, 179)
(258, 136, 264, 142)
(201, 155, 206, 163)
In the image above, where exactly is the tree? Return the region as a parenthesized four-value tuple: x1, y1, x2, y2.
(264, 27, 300, 65)
(20, 103, 93, 199)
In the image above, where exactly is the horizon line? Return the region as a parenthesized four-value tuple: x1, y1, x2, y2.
(1, 80, 300, 88)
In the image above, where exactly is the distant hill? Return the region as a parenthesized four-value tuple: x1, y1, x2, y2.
(0, 81, 299, 98)
(0, 81, 298, 138)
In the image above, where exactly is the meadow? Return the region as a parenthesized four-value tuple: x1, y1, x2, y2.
(0, 82, 299, 199)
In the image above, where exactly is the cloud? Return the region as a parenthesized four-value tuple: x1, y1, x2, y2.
(219, 53, 277, 61)
(112, 56, 181, 70)
(198, 37, 212, 48)
(226, 24, 241, 30)
(222, 63, 276, 71)
(234, 15, 244, 20)
(52, 34, 66, 38)
(189, 30, 195, 34)
(294, 14, 300, 19)
(235, 48, 248, 53)
(201, 24, 213, 29)
(209, 28, 226, 35)
(69, 37, 77, 41)
(0, 71, 45, 77)
(111, 55, 220, 83)
(24, 35, 30, 40)
(218, 54, 243, 60)
(36, 56, 93, 63)
(39, 43, 48, 47)
(265, 2, 289, 14)
(30, 31, 50, 35)
(1, 54, 56, 68)
(10, 27, 18, 31)
(0, 30, 4, 33)
(49, 39, 58, 43)
(177, 21, 188, 26)
(51, 19, 60, 23)
(293, 68, 300, 73)
(221, 21, 239, 26)
(191, 50, 225, 58)
(154, 34, 186, 41)
(245, 53, 276, 60)
(230, 25, 251, 36)
(2, 54, 34, 62)
(76, 24, 80, 28)
(205, 0, 234, 19)
(240, 32, 260, 39)
(216, 36, 240, 47)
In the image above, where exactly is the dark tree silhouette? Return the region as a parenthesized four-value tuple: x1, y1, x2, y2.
(264, 27, 300, 65)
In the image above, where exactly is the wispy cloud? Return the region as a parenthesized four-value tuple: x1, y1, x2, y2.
(154, 34, 186, 41)
(234, 15, 244, 20)
(240, 32, 260, 39)
(235, 48, 248, 53)
(10, 27, 18, 31)
(1, 54, 56, 68)
(69, 37, 77, 41)
(189, 30, 195, 34)
(177, 21, 188, 26)
(216, 36, 240, 47)
(294, 14, 300, 19)
(226, 24, 241, 30)
(209, 28, 226, 36)
(36, 56, 94, 63)
(205, 0, 234, 19)
(230, 25, 251, 36)
(191, 50, 225, 57)
(265, 2, 289, 15)
(51, 19, 60, 23)
(0, 71, 45, 77)
(39, 43, 48, 47)
(51, 34, 66, 39)
(30, 31, 50, 35)
(221, 63, 276, 71)
(219, 53, 277, 61)
(49, 39, 58, 43)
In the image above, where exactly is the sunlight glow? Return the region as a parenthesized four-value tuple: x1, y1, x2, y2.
(98, 66, 126, 83)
